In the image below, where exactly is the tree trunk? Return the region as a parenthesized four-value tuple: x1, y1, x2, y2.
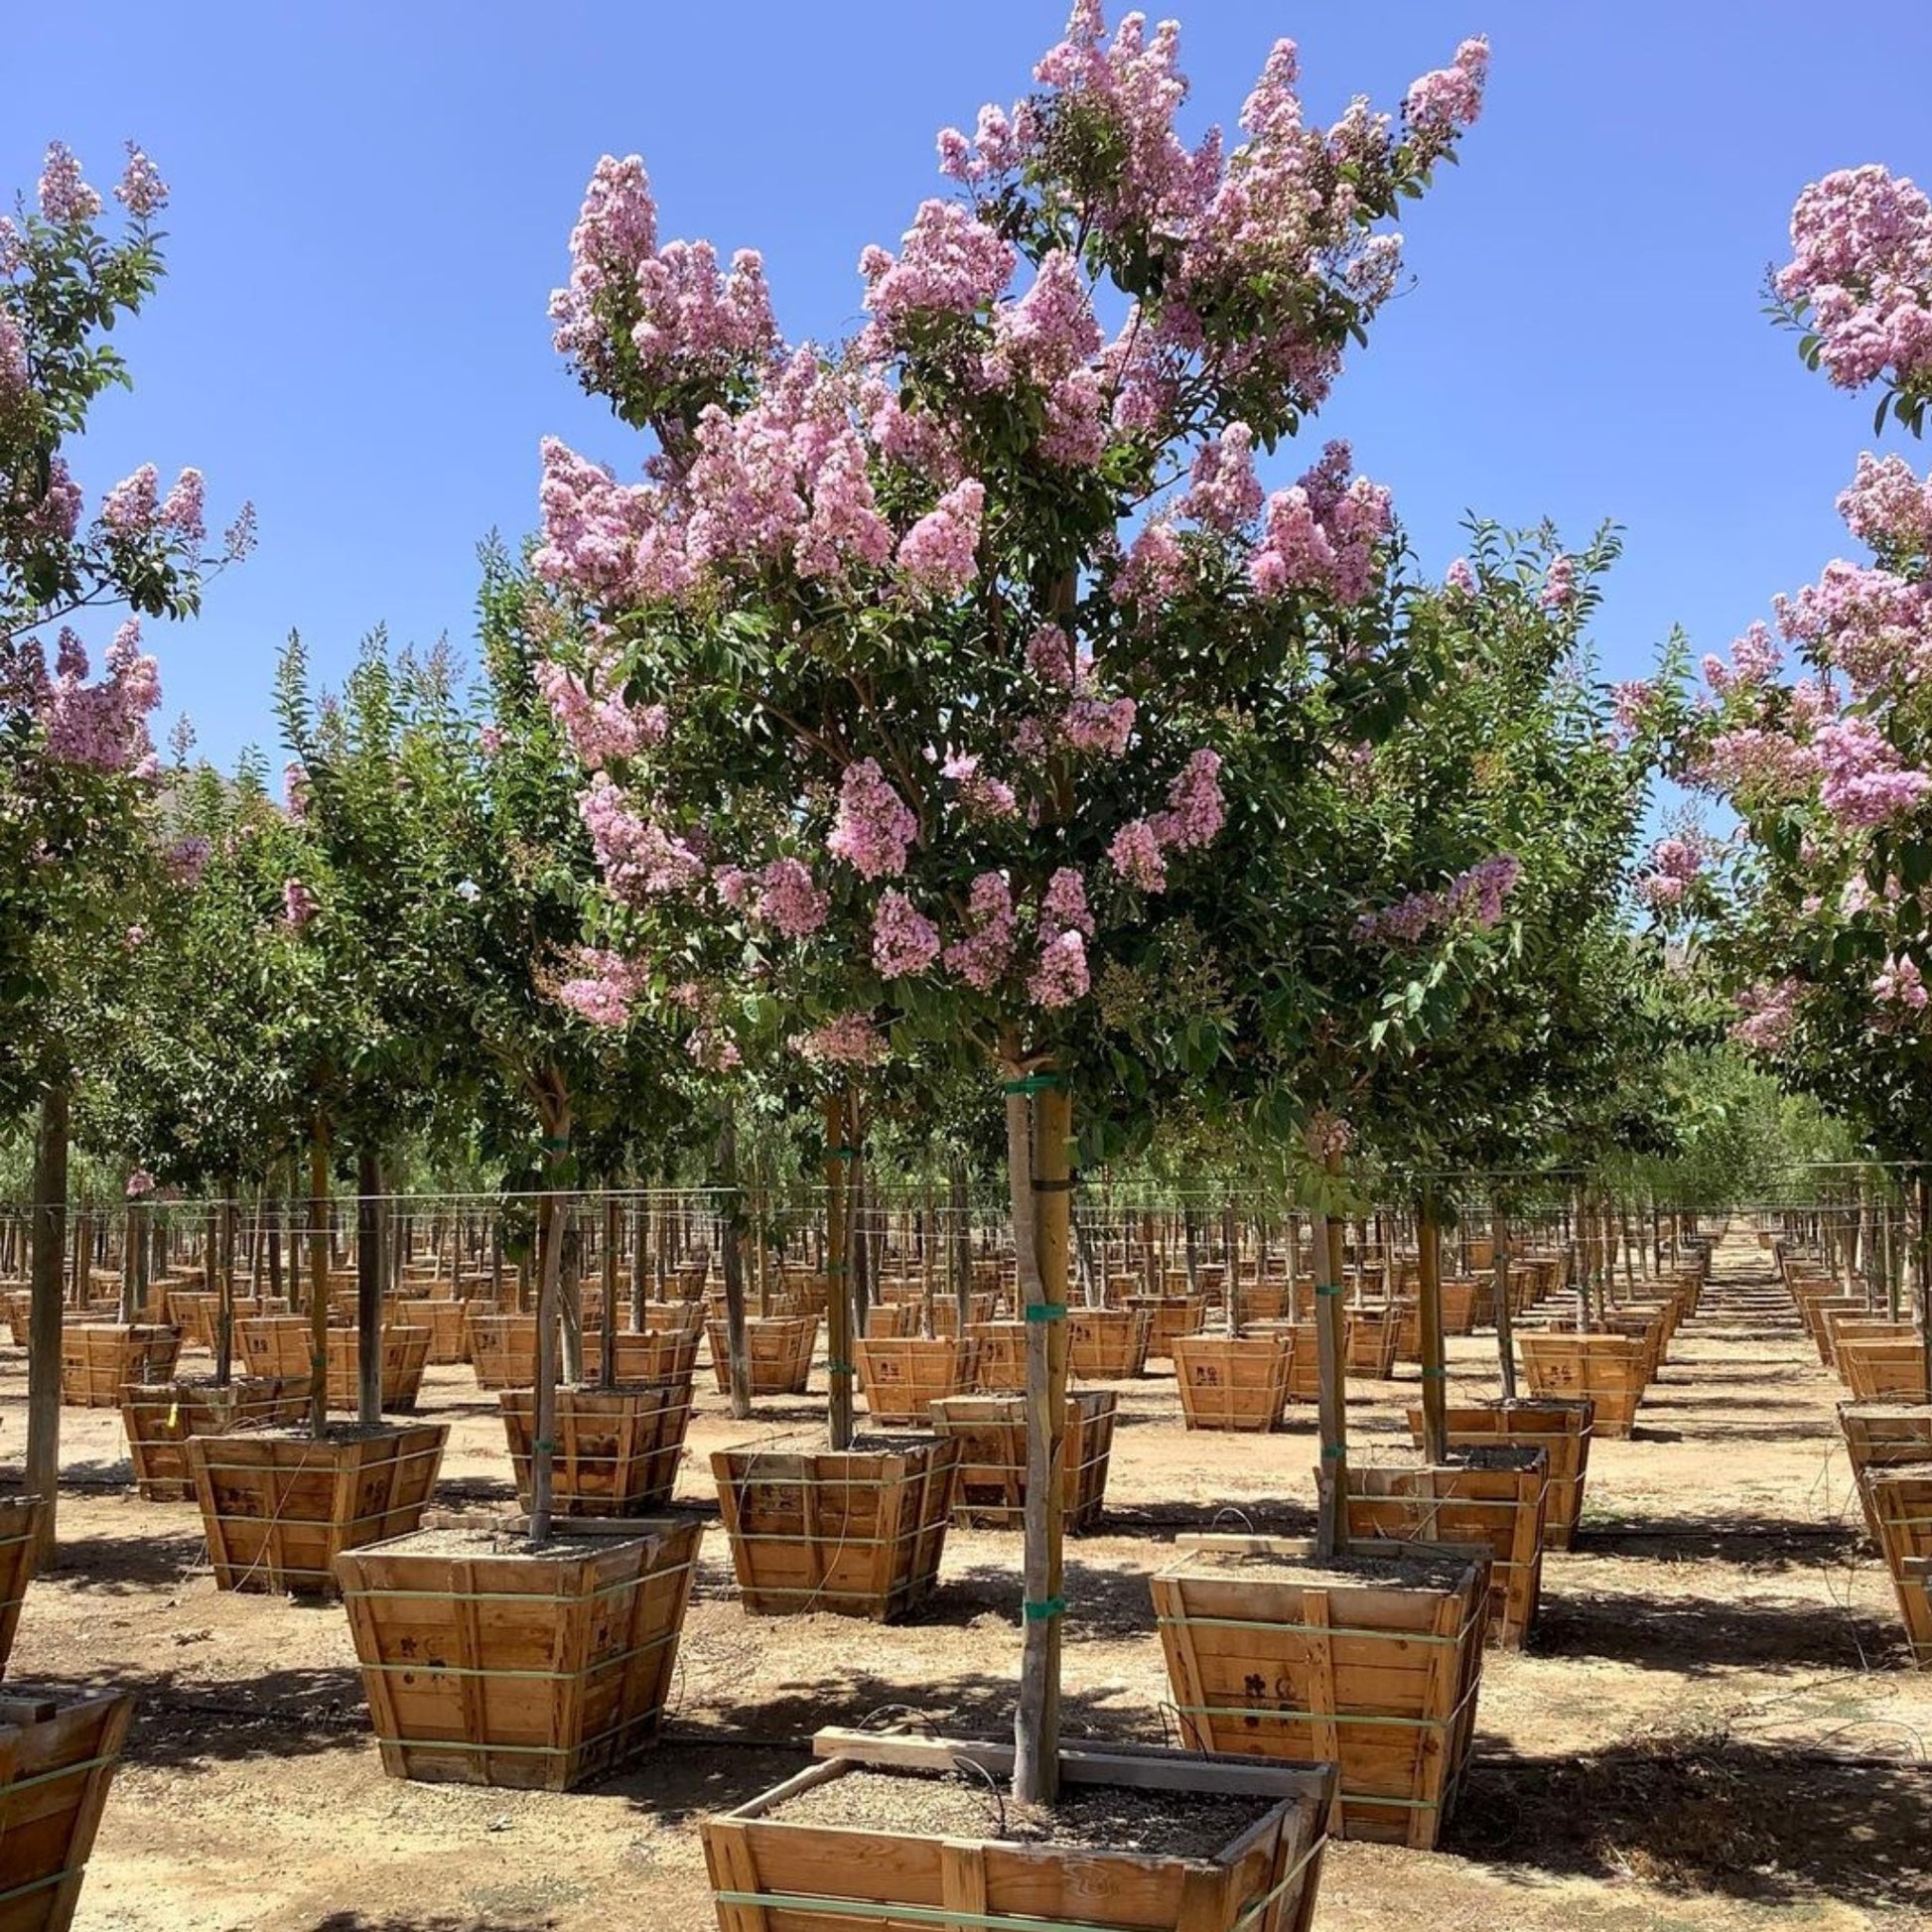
(1011, 1062, 1070, 1810)
(950, 1155, 971, 1334)
(1492, 1201, 1518, 1401)
(718, 1112, 751, 1421)
(308, 1120, 332, 1438)
(215, 1179, 238, 1387)
(1417, 1195, 1448, 1466)
(356, 1148, 384, 1423)
(824, 1093, 854, 1450)
(1311, 1176, 1348, 1561)
(528, 1092, 572, 1543)
(26, 1082, 69, 1564)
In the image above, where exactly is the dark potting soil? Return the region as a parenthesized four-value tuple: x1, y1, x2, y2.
(1179, 1549, 1479, 1592)
(361, 1526, 654, 1559)
(1444, 1446, 1545, 1472)
(730, 1431, 943, 1458)
(245, 1423, 422, 1445)
(768, 1766, 1272, 1861)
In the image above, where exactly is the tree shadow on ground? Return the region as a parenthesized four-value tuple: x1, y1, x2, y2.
(37, 1523, 208, 1591)
(930, 1555, 1163, 1640)
(303, 1917, 554, 1932)
(1098, 1496, 1317, 1538)
(608, 1738, 807, 1826)
(55, 1661, 371, 1768)
(1452, 1737, 1931, 1912)
(1579, 1519, 1868, 1565)
(1531, 1582, 1905, 1674)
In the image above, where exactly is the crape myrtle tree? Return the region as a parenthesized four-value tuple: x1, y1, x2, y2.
(1648, 162, 1932, 1385)
(531, 3, 1488, 1800)
(2, 142, 251, 1551)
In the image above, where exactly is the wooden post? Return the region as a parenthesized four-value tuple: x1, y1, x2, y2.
(215, 1180, 238, 1387)
(26, 1082, 69, 1563)
(718, 1114, 751, 1421)
(1311, 1174, 1348, 1561)
(824, 1093, 854, 1450)
(1012, 1061, 1070, 1808)
(1418, 1193, 1448, 1466)
(529, 1092, 572, 1543)
(600, 1193, 620, 1388)
(1492, 1199, 1517, 1401)
(356, 1149, 384, 1423)
(307, 1118, 331, 1439)
(950, 1154, 971, 1335)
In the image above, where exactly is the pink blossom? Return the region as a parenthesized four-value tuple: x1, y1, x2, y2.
(41, 621, 161, 771)
(686, 1028, 742, 1072)
(124, 1169, 156, 1199)
(1873, 953, 1930, 1012)
(25, 459, 83, 546)
(1026, 622, 1075, 687)
(943, 871, 1017, 990)
(1773, 559, 1931, 696)
(533, 437, 693, 605)
(1403, 38, 1490, 162)
(1776, 166, 1932, 394)
(1307, 1111, 1354, 1163)
(282, 878, 319, 929)
(1249, 444, 1392, 607)
(1539, 554, 1578, 611)
(555, 947, 650, 1027)
(479, 725, 504, 757)
(114, 142, 167, 216)
(1108, 818, 1168, 893)
(827, 759, 917, 878)
(283, 762, 310, 821)
(1814, 717, 1932, 827)
(124, 923, 147, 948)
(1732, 978, 1801, 1053)
(577, 774, 706, 897)
(537, 660, 667, 769)
(795, 1014, 889, 1065)
(757, 857, 830, 938)
(1151, 749, 1225, 852)
(628, 240, 778, 398)
(163, 835, 210, 885)
(896, 479, 985, 596)
(1689, 727, 1819, 802)
(1611, 679, 1657, 734)
(159, 469, 207, 544)
(100, 465, 160, 536)
(1042, 867, 1094, 937)
(991, 250, 1102, 382)
(1180, 423, 1264, 533)
(38, 143, 101, 224)
(1839, 451, 1932, 559)
(1444, 557, 1477, 596)
(862, 200, 1016, 331)
(1029, 926, 1090, 1009)
(1063, 695, 1136, 758)
(549, 155, 659, 384)
(943, 753, 1019, 820)
(1116, 520, 1193, 605)
(872, 890, 942, 977)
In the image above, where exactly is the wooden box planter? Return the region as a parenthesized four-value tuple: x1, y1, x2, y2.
(1233, 1284, 1296, 1326)
(927, 1390, 1118, 1532)
(1151, 1545, 1488, 1849)
(119, 1376, 312, 1503)
(1439, 1278, 1486, 1335)
(711, 1436, 959, 1621)
(321, 1328, 430, 1413)
(1517, 1332, 1648, 1437)
(585, 1327, 702, 1384)
(164, 1290, 217, 1345)
(499, 1379, 695, 1516)
(854, 1337, 980, 1427)
(0, 1497, 43, 1678)
(1343, 1450, 1550, 1648)
(185, 1422, 450, 1595)
(396, 1298, 469, 1366)
(1068, 1307, 1151, 1381)
(705, 1728, 1333, 1932)
(862, 1302, 909, 1341)
(59, 1324, 181, 1409)
(335, 1519, 700, 1790)
(1826, 1317, 1917, 1372)
(1840, 1401, 1932, 1541)
(237, 1314, 326, 1381)
(1, 1292, 31, 1348)
(1173, 1334, 1296, 1433)
(1864, 1463, 1932, 1665)
(637, 1299, 706, 1334)
(468, 1313, 538, 1391)
(706, 1315, 818, 1397)
(1344, 1309, 1400, 1380)
(0, 1687, 134, 1932)
(1408, 1400, 1593, 1550)
(1838, 1339, 1930, 1404)
(966, 1319, 1030, 1394)
(1126, 1294, 1208, 1362)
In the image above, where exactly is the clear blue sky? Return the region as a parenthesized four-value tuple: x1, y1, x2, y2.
(10, 2, 1931, 767)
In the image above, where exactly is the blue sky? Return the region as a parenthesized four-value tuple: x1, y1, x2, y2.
(10, 1, 1931, 767)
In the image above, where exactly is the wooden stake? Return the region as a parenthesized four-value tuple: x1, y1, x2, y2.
(25, 1081, 69, 1563)
(1418, 1194, 1448, 1466)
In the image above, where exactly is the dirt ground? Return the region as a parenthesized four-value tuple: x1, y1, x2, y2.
(6, 1225, 1928, 1932)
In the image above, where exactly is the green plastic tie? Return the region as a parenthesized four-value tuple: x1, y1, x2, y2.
(532, 1439, 558, 1453)
(540, 1135, 571, 1152)
(1001, 1072, 1067, 1094)
(1421, 1366, 1449, 1380)
(1023, 1304, 1067, 1323)
(1031, 1176, 1078, 1194)
(826, 1360, 856, 1376)
(1320, 1443, 1346, 1460)
(1314, 1285, 1344, 1298)
(825, 1146, 861, 1162)
(1022, 1595, 1065, 1622)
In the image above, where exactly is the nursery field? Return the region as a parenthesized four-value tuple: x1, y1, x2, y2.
(6, 1226, 1926, 1932)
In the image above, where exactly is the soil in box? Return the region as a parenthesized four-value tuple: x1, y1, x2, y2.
(0, 1687, 134, 1932)
(712, 1434, 958, 1620)
(927, 1390, 1117, 1531)
(120, 1376, 312, 1502)
(0, 1497, 43, 1677)
(705, 1733, 1332, 1932)
(498, 1379, 695, 1516)
(185, 1422, 450, 1595)
(1152, 1547, 1488, 1849)
(335, 1520, 700, 1791)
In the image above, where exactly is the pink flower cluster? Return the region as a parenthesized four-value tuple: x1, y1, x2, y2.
(124, 1169, 156, 1199)
(943, 871, 1017, 990)
(630, 238, 776, 396)
(1774, 559, 1931, 697)
(1152, 749, 1226, 852)
(555, 947, 650, 1027)
(1028, 928, 1090, 1009)
(1179, 424, 1265, 534)
(1403, 39, 1491, 162)
(37, 142, 101, 224)
(1636, 835, 1704, 908)
(1813, 716, 1932, 828)
(282, 878, 319, 930)
(536, 660, 668, 770)
(941, 752, 1018, 821)
(41, 621, 162, 772)
(578, 774, 706, 899)
(1108, 818, 1167, 894)
(1356, 854, 1522, 943)
(757, 857, 830, 938)
(896, 479, 985, 596)
(1539, 554, 1577, 612)
(1873, 952, 1929, 1013)
(1248, 443, 1393, 607)
(1688, 726, 1819, 804)
(1839, 452, 1932, 560)
(114, 143, 167, 217)
(1731, 977, 1801, 1053)
(795, 1013, 889, 1065)
(862, 199, 1016, 334)
(163, 834, 210, 885)
(1777, 166, 1932, 394)
(1063, 695, 1136, 758)
(872, 889, 941, 976)
(828, 759, 917, 879)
